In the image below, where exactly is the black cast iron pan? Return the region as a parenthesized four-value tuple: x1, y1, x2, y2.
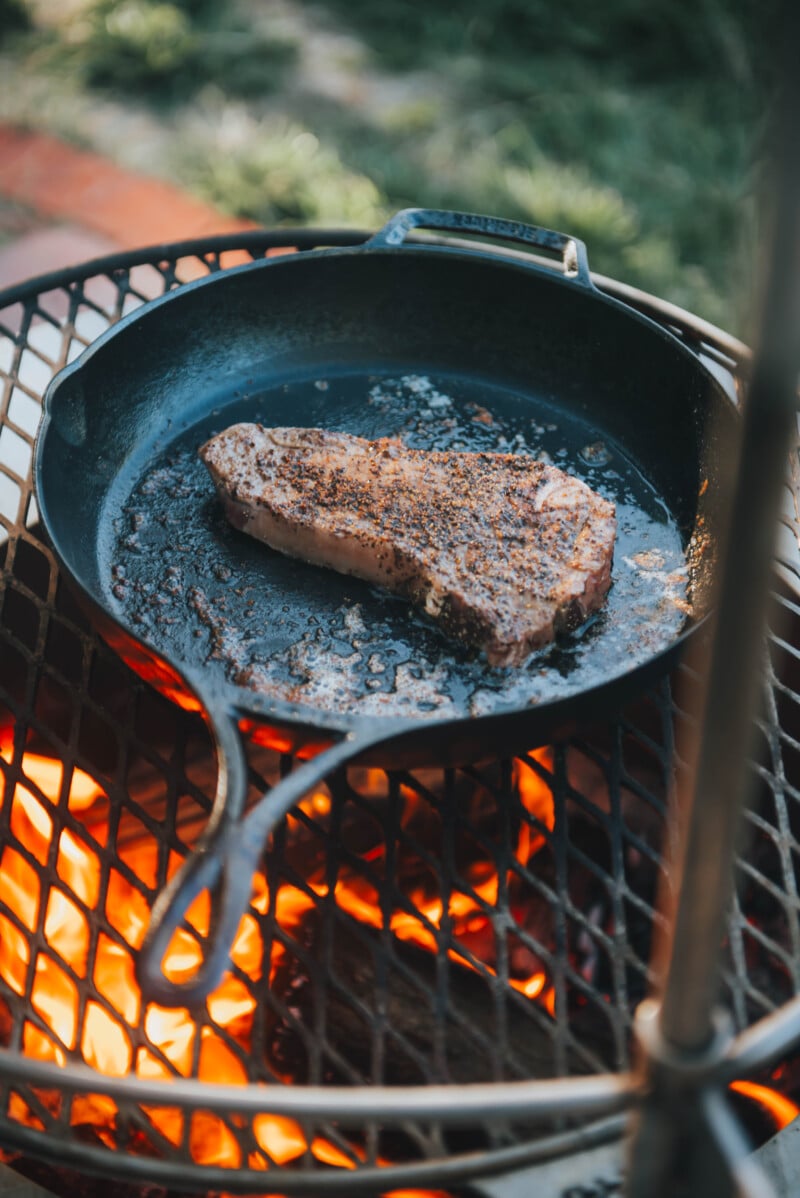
(34, 209, 736, 1006)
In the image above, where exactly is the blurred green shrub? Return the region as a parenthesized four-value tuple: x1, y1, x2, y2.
(66, 0, 298, 100)
(179, 108, 386, 227)
(0, 0, 30, 43)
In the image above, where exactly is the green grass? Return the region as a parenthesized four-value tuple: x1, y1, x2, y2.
(0, 0, 779, 334)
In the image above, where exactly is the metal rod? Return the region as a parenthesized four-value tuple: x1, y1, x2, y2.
(725, 993, 800, 1080)
(626, 5, 800, 1195)
(0, 1114, 627, 1196)
(0, 1049, 634, 1123)
(655, 0, 800, 1060)
(701, 1089, 779, 1198)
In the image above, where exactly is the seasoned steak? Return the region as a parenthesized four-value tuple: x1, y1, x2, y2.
(199, 425, 616, 667)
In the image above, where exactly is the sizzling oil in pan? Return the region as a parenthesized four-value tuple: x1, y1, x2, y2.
(108, 372, 690, 719)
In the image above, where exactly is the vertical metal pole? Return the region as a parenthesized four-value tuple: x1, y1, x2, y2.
(627, 3, 800, 1194)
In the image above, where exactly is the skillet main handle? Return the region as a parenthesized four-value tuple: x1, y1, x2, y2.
(136, 724, 392, 1008)
(367, 207, 593, 287)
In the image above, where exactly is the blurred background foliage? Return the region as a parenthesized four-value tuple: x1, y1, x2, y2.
(0, 0, 780, 333)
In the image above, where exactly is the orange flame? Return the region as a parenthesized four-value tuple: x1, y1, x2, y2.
(729, 1080, 800, 1130)
(0, 742, 310, 1168)
(0, 737, 563, 1173)
(326, 747, 556, 1006)
(514, 750, 555, 865)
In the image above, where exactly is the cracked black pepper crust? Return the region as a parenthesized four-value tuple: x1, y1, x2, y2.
(199, 425, 617, 667)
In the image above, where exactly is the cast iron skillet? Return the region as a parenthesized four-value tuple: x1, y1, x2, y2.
(35, 209, 735, 1006)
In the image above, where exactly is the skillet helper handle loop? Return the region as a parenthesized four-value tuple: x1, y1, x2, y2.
(136, 724, 393, 1008)
(367, 207, 593, 287)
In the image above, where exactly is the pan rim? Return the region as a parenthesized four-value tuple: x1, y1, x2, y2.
(38, 238, 729, 403)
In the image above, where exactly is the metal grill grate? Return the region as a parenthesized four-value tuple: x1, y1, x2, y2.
(0, 233, 799, 1193)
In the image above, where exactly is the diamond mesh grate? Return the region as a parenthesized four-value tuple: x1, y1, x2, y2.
(0, 234, 798, 1192)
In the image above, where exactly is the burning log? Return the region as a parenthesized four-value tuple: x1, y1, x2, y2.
(264, 908, 615, 1089)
